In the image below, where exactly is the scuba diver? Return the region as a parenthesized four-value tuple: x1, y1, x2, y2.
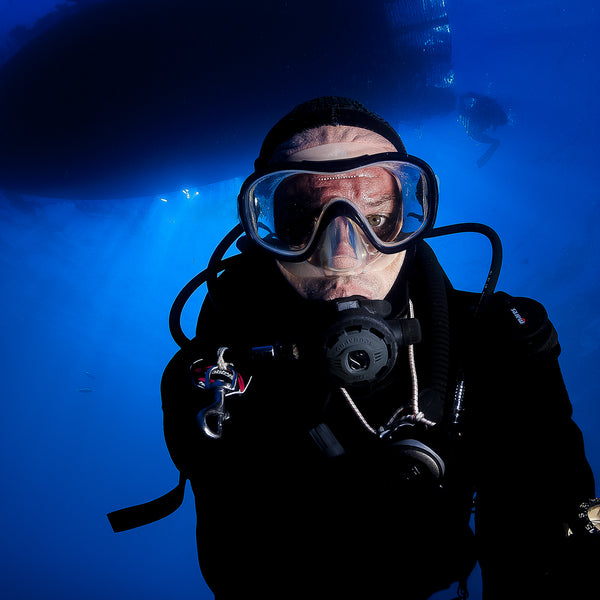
(458, 92, 508, 168)
(109, 97, 598, 599)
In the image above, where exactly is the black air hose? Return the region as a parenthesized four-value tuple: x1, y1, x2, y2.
(168, 224, 244, 348)
(415, 241, 452, 404)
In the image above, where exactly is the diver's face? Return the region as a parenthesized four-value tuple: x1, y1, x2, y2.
(274, 167, 402, 262)
(272, 126, 405, 301)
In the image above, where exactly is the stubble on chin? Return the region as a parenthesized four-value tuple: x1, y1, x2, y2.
(276, 252, 406, 301)
(302, 276, 380, 301)
(279, 271, 394, 301)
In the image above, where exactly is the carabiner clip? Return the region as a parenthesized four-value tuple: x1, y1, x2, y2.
(191, 348, 249, 439)
(197, 384, 229, 439)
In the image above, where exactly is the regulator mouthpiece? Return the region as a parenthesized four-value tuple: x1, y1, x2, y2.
(322, 297, 421, 387)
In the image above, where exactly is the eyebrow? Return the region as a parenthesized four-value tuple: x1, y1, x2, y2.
(361, 193, 399, 209)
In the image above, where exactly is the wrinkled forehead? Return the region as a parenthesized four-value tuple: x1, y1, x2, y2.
(297, 166, 395, 190)
(276, 166, 399, 207)
(270, 125, 398, 163)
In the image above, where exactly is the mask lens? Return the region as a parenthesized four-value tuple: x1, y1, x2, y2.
(243, 158, 434, 259)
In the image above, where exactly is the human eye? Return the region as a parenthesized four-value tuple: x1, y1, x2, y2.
(366, 208, 402, 242)
(366, 213, 389, 228)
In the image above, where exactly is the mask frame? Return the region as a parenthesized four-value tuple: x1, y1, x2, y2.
(238, 152, 439, 262)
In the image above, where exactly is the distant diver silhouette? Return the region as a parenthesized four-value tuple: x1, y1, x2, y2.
(458, 92, 508, 167)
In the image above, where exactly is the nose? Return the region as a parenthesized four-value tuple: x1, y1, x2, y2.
(330, 216, 356, 251)
(315, 216, 370, 272)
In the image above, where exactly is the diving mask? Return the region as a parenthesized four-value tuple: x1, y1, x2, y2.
(238, 152, 439, 271)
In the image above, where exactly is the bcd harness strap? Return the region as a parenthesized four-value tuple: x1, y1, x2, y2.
(107, 473, 187, 533)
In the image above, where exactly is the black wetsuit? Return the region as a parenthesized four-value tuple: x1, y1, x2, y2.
(162, 243, 595, 599)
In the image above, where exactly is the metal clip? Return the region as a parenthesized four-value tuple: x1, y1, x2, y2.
(192, 348, 249, 439)
(197, 380, 230, 439)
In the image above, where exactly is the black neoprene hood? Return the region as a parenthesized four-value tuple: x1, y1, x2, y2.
(254, 96, 408, 169)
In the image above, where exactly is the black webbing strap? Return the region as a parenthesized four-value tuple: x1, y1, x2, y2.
(107, 473, 187, 533)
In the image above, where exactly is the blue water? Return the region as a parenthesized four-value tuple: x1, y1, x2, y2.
(0, 1, 598, 598)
